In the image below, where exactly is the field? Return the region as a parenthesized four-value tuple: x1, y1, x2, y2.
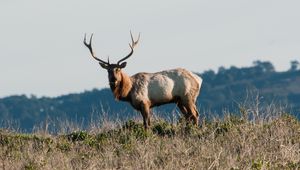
(0, 107, 300, 170)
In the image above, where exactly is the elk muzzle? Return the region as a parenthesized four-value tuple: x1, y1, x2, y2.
(109, 80, 119, 88)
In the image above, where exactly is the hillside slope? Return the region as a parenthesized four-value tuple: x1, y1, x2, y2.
(0, 114, 299, 169)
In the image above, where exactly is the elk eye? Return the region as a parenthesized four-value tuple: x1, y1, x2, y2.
(116, 68, 121, 72)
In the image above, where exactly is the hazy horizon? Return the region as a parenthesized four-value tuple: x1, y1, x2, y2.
(1, 1, 300, 98)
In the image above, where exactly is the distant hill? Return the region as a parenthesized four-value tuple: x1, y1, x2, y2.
(0, 61, 299, 131)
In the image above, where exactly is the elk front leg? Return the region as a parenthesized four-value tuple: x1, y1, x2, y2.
(140, 102, 151, 130)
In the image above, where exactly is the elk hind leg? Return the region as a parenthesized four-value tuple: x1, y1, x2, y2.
(177, 101, 188, 116)
(177, 101, 191, 123)
(184, 102, 199, 126)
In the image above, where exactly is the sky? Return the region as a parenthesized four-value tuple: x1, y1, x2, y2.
(0, 0, 300, 98)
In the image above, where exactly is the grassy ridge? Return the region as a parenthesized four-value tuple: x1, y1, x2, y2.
(0, 114, 300, 169)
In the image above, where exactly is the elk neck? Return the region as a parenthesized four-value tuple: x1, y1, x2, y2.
(112, 71, 133, 101)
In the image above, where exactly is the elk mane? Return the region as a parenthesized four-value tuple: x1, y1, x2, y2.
(113, 71, 132, 101)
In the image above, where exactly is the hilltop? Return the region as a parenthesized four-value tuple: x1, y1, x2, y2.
(0, 113, 299, 169)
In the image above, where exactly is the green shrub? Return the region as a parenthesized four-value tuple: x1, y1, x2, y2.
(152, 121, 175, 137)
(66, 131, 89, 142)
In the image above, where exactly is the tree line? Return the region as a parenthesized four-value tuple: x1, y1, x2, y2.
(0, 60, 299, 132)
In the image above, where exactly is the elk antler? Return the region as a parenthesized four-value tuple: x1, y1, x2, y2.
(84, 34, 109, 65)
(117, 31, 140, 65)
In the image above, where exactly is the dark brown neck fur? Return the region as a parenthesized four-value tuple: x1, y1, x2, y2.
(112, 71, 132, 101)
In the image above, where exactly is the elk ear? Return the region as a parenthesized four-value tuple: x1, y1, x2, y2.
(99, 63, 108, 69)
(119, 62, 127, 69)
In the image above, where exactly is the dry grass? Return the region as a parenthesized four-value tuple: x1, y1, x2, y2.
(0, 110, 300, 170)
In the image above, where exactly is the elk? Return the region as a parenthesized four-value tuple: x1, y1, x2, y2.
(84, 32, 202, 129)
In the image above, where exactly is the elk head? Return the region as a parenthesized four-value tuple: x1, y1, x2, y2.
(84, 32, 140, 90)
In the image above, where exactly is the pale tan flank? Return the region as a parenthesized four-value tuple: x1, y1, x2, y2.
(84, 32, 202, 129)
